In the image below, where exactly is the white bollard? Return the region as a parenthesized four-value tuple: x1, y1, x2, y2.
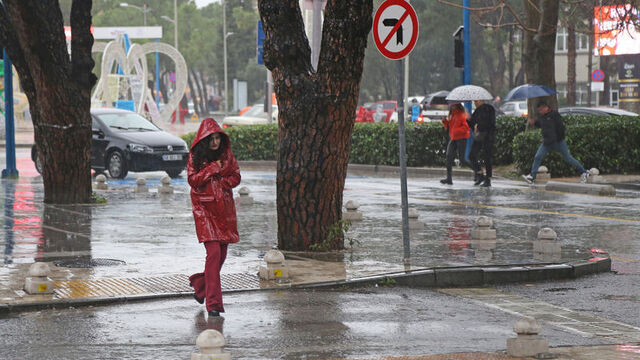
(24, 262, 54, 294)
(134, 177, 149, 193)
(158, 175, 174, 194)
(95, 174, 109, 190)
(536, 166, 551, 184)
(587, 168, 605, 183)
(342, 200, 363, 221)
(235, 186, 254, 206)
(408, 208, 424, 230)
(507, 317, 549, 357)
(470, 216, 497, 240)
(533, 227, 561, 262)
(258, 250, 289, 281)
(190, 329, 231, 360)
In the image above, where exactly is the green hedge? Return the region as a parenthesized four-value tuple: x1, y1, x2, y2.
(513, 116, 640, 176)
(181, 115, 639, 175)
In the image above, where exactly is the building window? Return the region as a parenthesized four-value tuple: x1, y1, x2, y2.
(556, 27, 567, 51)
(577, 33, 589, 51)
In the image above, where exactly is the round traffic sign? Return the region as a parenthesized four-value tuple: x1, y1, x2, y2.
(169, 72, 177, 83)
(373, 0, 419, 60)
(592, 69, 604, 82)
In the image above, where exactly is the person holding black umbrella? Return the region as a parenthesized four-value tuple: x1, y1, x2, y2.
(522, 101, 589, 184)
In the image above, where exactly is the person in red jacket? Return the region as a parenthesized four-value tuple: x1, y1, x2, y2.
(440, 103, 471, 184)
(187, 118, 241, 317)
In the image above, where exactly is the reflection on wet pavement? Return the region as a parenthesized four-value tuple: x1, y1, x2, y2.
(1, 171, 639, 286)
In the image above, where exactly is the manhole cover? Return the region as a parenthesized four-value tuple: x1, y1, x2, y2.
(53, 258, 126, 268)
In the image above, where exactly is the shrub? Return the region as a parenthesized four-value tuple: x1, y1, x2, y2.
(181, 115, 640, 176)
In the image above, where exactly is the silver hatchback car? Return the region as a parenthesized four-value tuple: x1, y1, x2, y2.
(500, 100, 528, 117)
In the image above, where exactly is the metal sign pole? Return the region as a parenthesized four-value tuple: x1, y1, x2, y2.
(2, 50, 18, 178)
(397, 59, 410, 264)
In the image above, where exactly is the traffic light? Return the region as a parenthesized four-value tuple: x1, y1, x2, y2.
(453, 26, 464, 68)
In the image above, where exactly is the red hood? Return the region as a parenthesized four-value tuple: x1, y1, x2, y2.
(191, 117, 230, 149)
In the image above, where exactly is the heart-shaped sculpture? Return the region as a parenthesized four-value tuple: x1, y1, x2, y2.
(92, 39, 188, 123)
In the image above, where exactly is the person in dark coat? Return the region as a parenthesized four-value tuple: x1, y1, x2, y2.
(522, 101, 589, 184)
(187, 117, 241, 317)
(468, 100, 496, 187)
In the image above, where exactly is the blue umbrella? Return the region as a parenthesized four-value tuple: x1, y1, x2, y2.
(503, 84, 557, 101)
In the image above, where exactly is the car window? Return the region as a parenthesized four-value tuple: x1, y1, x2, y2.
(503, 104, 513, 111)
(96, 112, 160, 131)
(91, 117, 101, 130)
(518, 102, 528, 109)
(382, 102, 395, 109)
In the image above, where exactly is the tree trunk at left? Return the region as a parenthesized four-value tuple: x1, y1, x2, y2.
(0, 1, 96, 204)
(259, 1, 372, 251)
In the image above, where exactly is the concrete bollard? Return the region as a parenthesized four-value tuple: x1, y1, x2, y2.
(342, 200, 363, 221)
(190, 329, 231, 360)
(259, 250, 289, 281)
(158, 175, 174, 194)
(134, 177, 149, 193)
(95, 174, 109, 190)
(533, 227, 561, 262)
(506, 317, 549, 357)
(235, 186, 254, 206)
(24, 262, 54, 294)
(536, 166, 551, 184)
(587, 168, 605, 184)
(408, 208, 424, 230)
(470, 216, 496, 240)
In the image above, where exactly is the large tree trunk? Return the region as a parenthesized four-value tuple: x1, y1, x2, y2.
(259, 0, 372, 251)
(524, 0, 559, 116)
(0, 1, 96, 204)
(567, 23, 577, 106)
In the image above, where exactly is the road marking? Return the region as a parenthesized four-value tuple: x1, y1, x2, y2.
(440, 288, 640, 343)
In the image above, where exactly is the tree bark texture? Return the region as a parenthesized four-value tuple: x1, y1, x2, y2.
(567, 23, 577, 106)
(259, 0, 372, 251)
(0, 1, 97, 203)
(524, 0, 559, 115)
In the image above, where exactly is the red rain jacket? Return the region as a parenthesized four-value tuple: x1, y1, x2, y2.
(441, 109, 470, 140)
(187, 118, 241, 243)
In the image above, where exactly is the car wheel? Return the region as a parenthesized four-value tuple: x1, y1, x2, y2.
(166, 169, 183, 178)
(107, 150, 128, 179)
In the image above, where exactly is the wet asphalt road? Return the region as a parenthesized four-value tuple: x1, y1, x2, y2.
(0, 286, 615, 360)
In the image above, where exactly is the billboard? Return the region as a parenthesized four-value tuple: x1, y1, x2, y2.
(618, 55, 640, 103)
(594, 5, 640, 56)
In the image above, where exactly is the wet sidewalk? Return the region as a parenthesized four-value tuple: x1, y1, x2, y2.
(1, 162, 638, 310)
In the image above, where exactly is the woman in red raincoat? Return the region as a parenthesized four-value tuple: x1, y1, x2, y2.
(440, 103, 470, 185)
(187, 118, 240, 317)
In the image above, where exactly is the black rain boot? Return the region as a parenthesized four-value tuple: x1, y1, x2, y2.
(474, 173, 485, 186)
(440, 178, 453, 185)
(481, 177, 491, 187)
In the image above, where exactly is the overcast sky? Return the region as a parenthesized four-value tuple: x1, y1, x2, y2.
(194, 0, 218, 8)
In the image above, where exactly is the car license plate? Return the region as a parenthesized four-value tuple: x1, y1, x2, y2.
(162, 154, 182, 161)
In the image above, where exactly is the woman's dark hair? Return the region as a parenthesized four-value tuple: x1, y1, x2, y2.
(449, 103, 465, 116)
(191, 133, 227, 170)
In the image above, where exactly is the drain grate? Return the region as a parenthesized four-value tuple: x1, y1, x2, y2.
(53, 258, 126, 268)
(53, 273, 260, 299)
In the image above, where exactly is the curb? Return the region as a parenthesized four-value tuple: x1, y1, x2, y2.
(292, 258, 611, 290)
(0, 258, 610, 314)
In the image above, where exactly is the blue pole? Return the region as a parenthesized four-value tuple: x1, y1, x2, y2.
(155, 39, 160, 108)
(2, 50, 18, 178)
(462, 0, 473, 162)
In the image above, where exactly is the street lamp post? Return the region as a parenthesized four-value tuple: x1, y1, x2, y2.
(120, 2, 150, 26)
(161, 0, 178, 51)
(223, 0, 228, 114)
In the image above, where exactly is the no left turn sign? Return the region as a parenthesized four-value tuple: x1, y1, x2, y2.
(373, 0, 419, 60)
